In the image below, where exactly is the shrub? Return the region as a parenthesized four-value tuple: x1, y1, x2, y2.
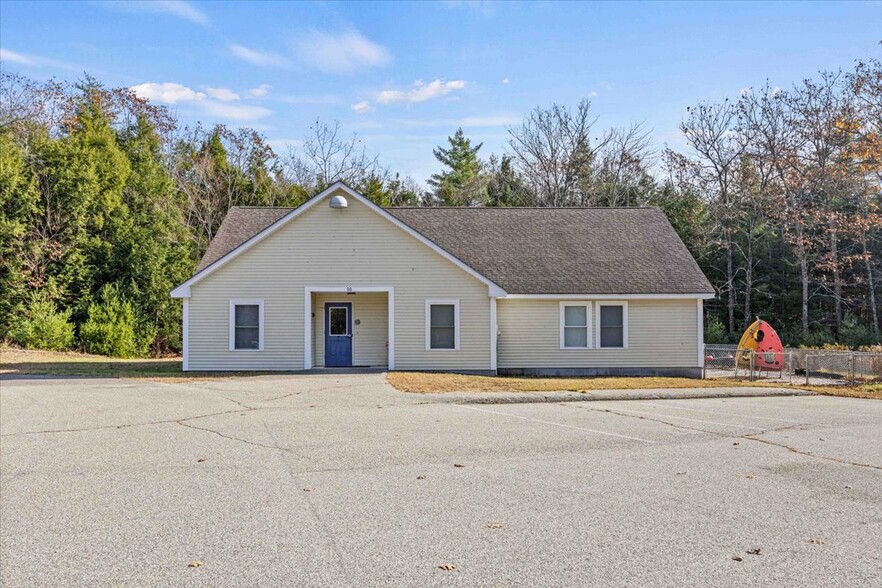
(8, 293, 75, 351)
(838, 314, 879, 349)
(704, 316, 728, 344)
(80, 284, 154, 358)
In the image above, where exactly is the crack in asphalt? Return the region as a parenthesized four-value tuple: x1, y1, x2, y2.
(741, 433, 882, 471)
(582, 405, 882, 471)
(175, 418, 294, 454)
(1, 381, 370, 438)
(0, 408, 248, 437)
(262, 422, 354, 587)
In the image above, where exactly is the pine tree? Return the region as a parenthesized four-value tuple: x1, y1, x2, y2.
(427, 128, 483, 206)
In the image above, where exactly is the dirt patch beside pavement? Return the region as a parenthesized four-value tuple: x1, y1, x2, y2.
(386, 371, 882, 400)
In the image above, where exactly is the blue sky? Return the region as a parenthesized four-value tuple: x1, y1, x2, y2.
(1, 1, 880, 183)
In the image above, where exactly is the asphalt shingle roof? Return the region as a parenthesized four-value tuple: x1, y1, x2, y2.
(196, 205, 714, 295)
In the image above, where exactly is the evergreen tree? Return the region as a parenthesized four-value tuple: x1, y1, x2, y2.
(486, 155, 533, 206)
(427, 128, 484, 206)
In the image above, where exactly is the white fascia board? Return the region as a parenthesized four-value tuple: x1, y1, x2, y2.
(503, 293, 715, 300)
(170, 181, 506, 299)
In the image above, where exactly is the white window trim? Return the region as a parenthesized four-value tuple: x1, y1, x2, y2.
(425, 299, 460, 351)
(229, 299, 265, 352)
(595, 301, 628, 349)
(560, 301, 593, 350)
(326, 303, 350, 336)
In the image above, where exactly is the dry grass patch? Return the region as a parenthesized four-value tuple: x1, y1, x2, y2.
(0, 348, 277, 382)
(386, 371, 882, 400)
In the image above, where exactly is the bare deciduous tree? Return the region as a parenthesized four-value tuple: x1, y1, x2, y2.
(506, 99, 608, 207)
(283, 119, 381, 194)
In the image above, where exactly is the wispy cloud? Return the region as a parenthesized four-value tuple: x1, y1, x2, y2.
(460, 115, 520, 127)
(205, 87, 240, 102)
(352, 100, 374, 114)
(229, 44, 289, 68)
(0, 48, 34, 65)
(293, 29, 390, 74)
(377, 79, 467, 105)
(588, 91, 599, 97)
(201, 101, 271, 121)
(442, 0, 497, 16)
(131, 82, 206, 103)
(390, 114, 519, 128)
(248, 84, 271, 98)
(131, 81, 272, 121)
(501, 77, 510, 84)
(0, 47, 84, 72)
(96, 1, 210, 27)
(277, 93, 343, 105)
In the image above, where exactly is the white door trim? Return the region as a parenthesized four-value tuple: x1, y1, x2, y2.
(304, 286, 394, 370)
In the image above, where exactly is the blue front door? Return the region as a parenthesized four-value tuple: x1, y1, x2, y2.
(324, 302, 352, 367)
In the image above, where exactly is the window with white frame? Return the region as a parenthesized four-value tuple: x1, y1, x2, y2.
(229, 299, 264, 351)
(597, 302, 627, 348)
(560, 302, 591, 349)
(425, 299, 459, 350)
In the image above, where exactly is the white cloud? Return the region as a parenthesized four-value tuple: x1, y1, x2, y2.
(152, 0, 209, 25)
(0, 48, 34, 65)
(248, 84, 271, 97)
(352, 100, 374, 114)
(294, 29, 390, 74)
(229, 44, 289, 68)
(131, 81, 272, 121)
(588, 91, 599, 97)
(0, 47, 84, 72)
(377, 79, 467, 105)
(739, 87, 752, 97)
(97, 1, 209, 26)
(205, 87, 240, 102)
(501, 77, 510, 84)
(131, 82, 206, 104)
(201, 101, 272, 121)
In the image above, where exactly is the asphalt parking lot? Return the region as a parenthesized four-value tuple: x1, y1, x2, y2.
(1, 373, 880, 587)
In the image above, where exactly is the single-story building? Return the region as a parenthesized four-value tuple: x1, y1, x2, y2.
(171, 182, 714, 376)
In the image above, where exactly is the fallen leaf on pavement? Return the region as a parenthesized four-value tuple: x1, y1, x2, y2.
(188, 560, 204, 568)
(453, 464, 465, 468)
(746, 547, 762, 555)
(487, 522, 503, 529)
(438, 563, 457, 571)
(417, 475, 426, 480)
(746, 473, 756, 479)
(809, 538, 825, 545)
(731, 556, 743, 562)
(676, 471, 686, 475)
(196, 458, 206, 463)
(303, 487, 313, 492)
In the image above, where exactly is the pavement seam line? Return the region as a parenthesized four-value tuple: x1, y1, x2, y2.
(586, 406, 768, 430)
(455, 404, 657, 444)
(641, 402, 830, 426)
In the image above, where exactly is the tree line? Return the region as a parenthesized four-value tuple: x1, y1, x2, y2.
(0, 56, 879, 357)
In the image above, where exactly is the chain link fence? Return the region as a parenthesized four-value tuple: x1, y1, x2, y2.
(702, 345, 882, 385)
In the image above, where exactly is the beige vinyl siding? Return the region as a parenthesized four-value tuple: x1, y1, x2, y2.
(187, 191, 490, 371)
(497, 298, 698, 369)
(313, 292, 388, 367)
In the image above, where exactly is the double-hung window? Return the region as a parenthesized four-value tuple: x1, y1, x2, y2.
(229, 299, 264, 351)
(560, 302, 591, 349)
(425, 299, 459, 350)
(597, 302, 627, 349)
